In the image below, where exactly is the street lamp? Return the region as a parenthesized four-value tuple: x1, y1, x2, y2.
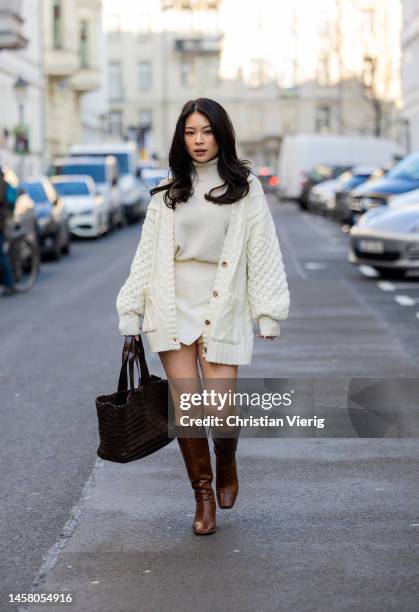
(13, 76, 29, 179)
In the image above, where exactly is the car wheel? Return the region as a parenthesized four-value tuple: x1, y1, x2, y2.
(118, 210, 127, 229)
(374, 267, 406, 279)
(107, 212, 115, 232)
(61, 237, 71, 255)
(50, 237, 62, 261)
(61, 227, 71, 255)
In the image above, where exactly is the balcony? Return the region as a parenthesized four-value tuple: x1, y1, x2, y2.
(175, 35, 222, 54)
(162, 0, 221, 9)
(0, 0, 28, 51)
(44, 48, 79, 78)
(70, 67, 101, 92)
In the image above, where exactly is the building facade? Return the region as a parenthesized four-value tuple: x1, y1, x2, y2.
(43, 0, 105, 158)
(0, 0, 44, 178)
(401, 0, 419, 151)
(104, 0, 404, 167)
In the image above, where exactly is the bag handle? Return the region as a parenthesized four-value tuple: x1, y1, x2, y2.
(117, 336, 151, 392)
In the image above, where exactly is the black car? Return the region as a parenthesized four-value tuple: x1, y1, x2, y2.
(300, 164, 352, 209)
(21, 178, 71, 260)
(332, 165, 385, 224)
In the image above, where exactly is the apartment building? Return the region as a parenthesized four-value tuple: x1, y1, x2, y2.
(43, 0, 105, 157)
(401, 0, 419, 151)
(105, 0, 403, 167)
(0, 0, 44, 177)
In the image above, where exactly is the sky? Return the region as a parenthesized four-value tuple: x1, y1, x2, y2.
(103, 0, 337, 86)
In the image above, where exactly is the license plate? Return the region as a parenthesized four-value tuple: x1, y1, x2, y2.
(358, 239, 385, 253)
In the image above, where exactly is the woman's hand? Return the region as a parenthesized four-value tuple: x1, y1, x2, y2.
(134, 335, 140, 342)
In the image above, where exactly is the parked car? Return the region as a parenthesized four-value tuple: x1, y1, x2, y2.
(51, 175, 109, 238)
(332, 166, 385, 223)
(308, 169, 353, 214)
(350, 151, 419, 224)
(256, 166, 280, 194)
(277, 133, 402, 201)
(300, 164, 351, 209)
(349, 202, 419, 277)
(49, 156, 124, 230)
(140, 167, 171, 190)
(69, 142, 149, 221)
(377, 186, 419, 209)
(21, 178, 71, 260)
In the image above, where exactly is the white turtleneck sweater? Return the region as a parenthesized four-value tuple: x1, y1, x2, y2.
(173, 155, 232, 263)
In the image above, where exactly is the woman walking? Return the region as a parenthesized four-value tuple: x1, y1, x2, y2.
(116, 98, 290, 535)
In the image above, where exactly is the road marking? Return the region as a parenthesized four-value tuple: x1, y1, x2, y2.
(359, 265, 379, 277)
(279, 225, 308, 279)
(396, 283, 419, 289)
(410, 523, 419, 527)
(25, 459, 104, 594)
(304, 262, 328, 270)
(377, 281, 395, 291)
(415, 312, 419, 319)
(394, 295, 416, 306)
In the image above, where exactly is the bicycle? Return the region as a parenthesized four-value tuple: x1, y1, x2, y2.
(1, 227, 40, 293)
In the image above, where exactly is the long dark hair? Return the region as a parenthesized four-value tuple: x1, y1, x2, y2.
(150, 98, 252, 209)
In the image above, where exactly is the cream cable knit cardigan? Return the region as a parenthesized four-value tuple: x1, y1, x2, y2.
(116, 173, 290, 365)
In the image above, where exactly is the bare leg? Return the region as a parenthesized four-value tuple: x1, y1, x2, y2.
(158, 341, 203, 427)
(158, 341, 216, 535)
(197, 351, 241, 509)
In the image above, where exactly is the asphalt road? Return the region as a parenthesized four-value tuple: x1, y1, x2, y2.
(1, 197, 419, 612)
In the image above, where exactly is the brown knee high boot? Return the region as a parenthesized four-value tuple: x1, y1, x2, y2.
(211, 429, 240, 509)
(177, 435, 216, 535)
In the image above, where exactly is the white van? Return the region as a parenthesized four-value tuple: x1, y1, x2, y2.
(277, 134, 402, 200)
(69, 142, 149, 221)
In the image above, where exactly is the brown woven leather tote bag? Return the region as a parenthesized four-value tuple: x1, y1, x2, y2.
(96, 336, 174, 463)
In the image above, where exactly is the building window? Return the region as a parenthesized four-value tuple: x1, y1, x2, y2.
(138, 110, 152, 153)
(138, 62, 152, 91)
(315, 106, 331, 132)
(361, 8, 375, 36)
(109, 62, 123, 100)
(79, 21, 89, 68)
(206, 57, 219, 86)
(109, 111, 122, 137)
(363, 56, 376, 89)
(139, 110, 152, 127)
(53, 0, 62, 49)
(180, 59, 194, 87)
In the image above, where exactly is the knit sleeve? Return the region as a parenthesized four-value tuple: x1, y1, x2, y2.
(116, 194, 160, 335)
(245, 177, 290, 337)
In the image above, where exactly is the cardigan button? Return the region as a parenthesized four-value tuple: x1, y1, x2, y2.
(212, 290, 218, 297)
(205, 319, 210, 325)
(221, 260, 228, 267)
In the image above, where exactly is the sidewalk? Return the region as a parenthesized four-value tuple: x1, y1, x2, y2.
(22, 439, 419, 612)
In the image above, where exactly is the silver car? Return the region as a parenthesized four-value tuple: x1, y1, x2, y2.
(349, 203, 419, 277)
